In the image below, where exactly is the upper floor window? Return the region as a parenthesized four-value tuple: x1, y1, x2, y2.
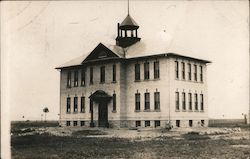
(144, 62, 150, 80)
(175, 61, 179, 79)
(74, 97, 78, 112)
(135, 63, 140, 81)
(188, 63, 191, 80)
(194, 65, 197, 81)
(188, 93, 192, 110)
(90, 67, 93, 85)
(200, 94, 204, 111)
(66, 97, 71, 113)
(100, 66, 105, 83)
(195, 93, 198, 110)
(67, 71, 71, 88)
(154, 92, 160, 110)
(200, 66, 203, 82)
(182, 62, 185, 80)
(74, 70, 78, 87)
(135, 93, 140, 111)
(144, 92, 150, 110)
(175, 92, 179, 110)
(81, 69, 86, 86)
(80, 96, 85, 113)
(113, 93, 116, 111)
(154, 61, 160, 79)
(182, 92, 186, 111)
(113, 64, 116, 82)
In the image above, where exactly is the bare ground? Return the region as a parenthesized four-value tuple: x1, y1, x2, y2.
(11, 122, 250, 159)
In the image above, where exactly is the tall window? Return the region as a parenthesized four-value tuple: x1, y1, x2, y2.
(188, 93, 192, 110)
(74, 97, 78, 112)
(66, 97, 71, 113)
(113, 93, 116, 111)
(81, 69, 86, 86)
(154, 61, 160, 79)
(90, 67, 93, 84)
(200, 94, 204, 111)
(182, 92, 186, 110)
(144, 92, 150, 110)
(113, 64, 116, 82)
(188, 63, 191, 80)
(175, 61, 179, 79)
(182, 62, 185, 80)
(135, 93, 140, 111)
(154, 92, 160, 110)
(67, 71, 71, 88)
(80, 96, 85, 113)
(135, 63, 140, 81)
(144, 62, 150, 80)
(200, 66, 203, 82)
(175, 92, 179, 110)
(74, 70, 78, 87)
(100, 66, 105, 83)
(195, 93, 198, 110)
(194, 65, 197, 81)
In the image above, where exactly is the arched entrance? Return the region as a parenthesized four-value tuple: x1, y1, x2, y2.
(89, 90, 112, 127)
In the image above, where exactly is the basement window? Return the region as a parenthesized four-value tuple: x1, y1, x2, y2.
(73, 121, 78, 126)
(189, 120, 193, 127)
(145, 121, 150, 127)
(66, 121, 70, 126)
(155, 120, 160, 128)
(81, 121, 85, 126)
(176, 120, 180, 127)
(136, 121, 141, 127)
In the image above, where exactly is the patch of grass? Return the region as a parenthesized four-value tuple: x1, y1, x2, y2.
(72, 130, 107, 136)
(182, 132, 211, 140)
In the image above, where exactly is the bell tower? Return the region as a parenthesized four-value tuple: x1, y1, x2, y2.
(116, 0, 141, 48)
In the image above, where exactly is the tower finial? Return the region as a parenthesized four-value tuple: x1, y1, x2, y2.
(128, 0, 130, 15)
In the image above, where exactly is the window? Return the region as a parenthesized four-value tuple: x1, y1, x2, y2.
(201, 120, 205, 127)
(154, 61, 160, 79)
(188, 93, 192, 110)
(66, 97, 71, 113)
(74, 70, 78, 87)
(175, 92, 179, 110)
(113, 64, 116, 82)
(144, 62, 150, 80)
(189, 120, 193, 127)
(67, 71, 71, 88)
(73, 121, 78, 126)
(176, 120, 180, 127)
(66, 121, 70, 126)
(100, 66, 105, 83)
(135, 93, 140, 111)
(155, 120, 160, 128)
(90, 67, 93, 84)
(182, 92, 186, 110)
(144, 92, 150, 110)
(195, 93, 198, 110)
(81, 121, 85, 126)
(200, 66, 203, 82)
(74, 97, 78, 112)
(113, 93, 116, 112)
(194, 65, 197, 81)
(80, 96, 85, 113)
(136, 121, 141, 127)
(188, 63, 191, 80)
(200, 94, 204, 111)
(135, 63, 140, 81)
(81, 69, 86, 86)
(145, 121, 150, 127)
(182, 62, 185, 80)
(175, 61, 179, 79)
(154, 92, 160, 110)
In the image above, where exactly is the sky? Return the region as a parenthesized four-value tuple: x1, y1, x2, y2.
(2, 0, 249, 121)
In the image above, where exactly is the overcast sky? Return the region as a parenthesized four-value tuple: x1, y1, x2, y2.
(2, 1, 249, 121)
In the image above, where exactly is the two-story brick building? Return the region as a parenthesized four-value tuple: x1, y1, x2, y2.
(56, 14, 211, 128)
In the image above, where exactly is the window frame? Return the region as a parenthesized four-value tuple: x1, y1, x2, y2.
(181, 62, 185, 80)
(135, 93, 141, 111)
(145, 120, 150, 127)
(112, 93, 116, 112)
(188, 63, 191, 80)
(80, 96, 85, 113)
(100, 66, 105, 83)
(144, 62, 150, 80)
(66, 97, 71, 113)
(81, 68, 86, 86)
(74, 70, 78, 87)
(154, 61, 160, 79)
(200, 94, 204, 111)
(154, 92, 160, 110)
(194, 64, 197, 81)
(195, 93, 198, 110)
(144, 92, 150, 110)
(112, 64, 116, 82)
(175, 92, 180, 110)
(67, 71, 71, 88)
(135, 63, 140, 81)
(188, 93, 192, 110)
(175, 61, 179, 79)
(74, 97, 78, 113)
(90, 67, 93, 85)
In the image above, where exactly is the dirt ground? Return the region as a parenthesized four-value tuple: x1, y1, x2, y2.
(11, 122, 250, 159)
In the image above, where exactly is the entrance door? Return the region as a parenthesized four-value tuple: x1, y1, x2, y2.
(98, 103, 108, 127)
